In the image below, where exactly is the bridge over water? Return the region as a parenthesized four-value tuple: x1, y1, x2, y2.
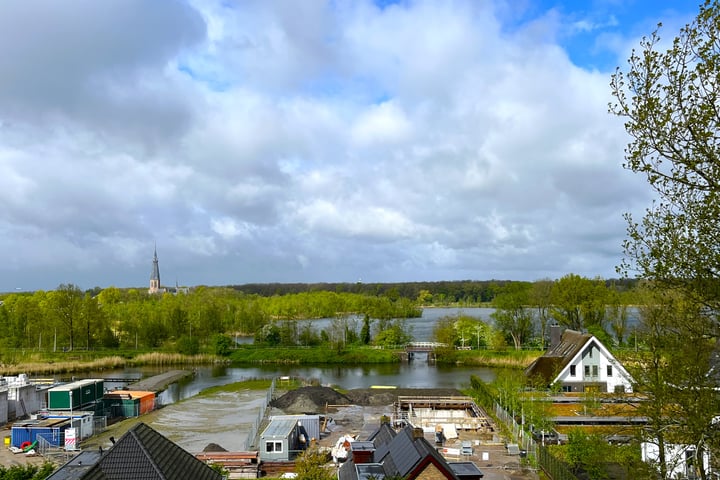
(405, 342, 448, 352)
(403, 342, 448, 362)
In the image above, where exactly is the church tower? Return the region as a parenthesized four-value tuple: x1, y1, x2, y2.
(149, 246, 161, 294)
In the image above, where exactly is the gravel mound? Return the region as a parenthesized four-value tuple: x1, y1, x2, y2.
(271, 386, 351, 413)
(202, 443, 228, 452)
(272, 386, 464, 413)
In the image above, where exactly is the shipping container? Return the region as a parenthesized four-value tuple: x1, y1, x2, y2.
(102, 391, 155, 418)
(47, 379, 104, 410)
(11, 418, 68, 447)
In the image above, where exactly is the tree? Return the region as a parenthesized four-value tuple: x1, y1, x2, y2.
(610, 0, 720, 306)
(491, 283, 534, 349)
(360, 314, 371, 345)
(530, 279, 553, 348)
(49, 284, 83, 351)
(627, 286, 720, 480)
(566, 428, 610, 479)
(294, 446, 334, 480)
(551, 274, 608, 332)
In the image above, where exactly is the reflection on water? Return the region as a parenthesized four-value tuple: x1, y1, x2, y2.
(90, 361, 499, 406)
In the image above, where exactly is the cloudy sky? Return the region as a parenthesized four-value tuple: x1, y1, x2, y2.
(0, 0, 699, 292)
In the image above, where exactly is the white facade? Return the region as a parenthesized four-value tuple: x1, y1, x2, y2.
(554, 338, 633, 393)
(642, 441, 710, 479)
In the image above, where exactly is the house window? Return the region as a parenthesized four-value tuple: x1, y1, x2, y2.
(562, 385, 572, 392)
(266, 441, 283, 453)
(570, 365, 576, 377)
(584, 365, 590, 377)
(592, 365, 598, 377)
(607, 365, 613, 377)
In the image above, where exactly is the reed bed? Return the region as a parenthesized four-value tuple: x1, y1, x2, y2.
(0, 356, 127, 376)
(131, 352, 226, 366)
(0, 352, 227, 375)
(442, 349, 541, 368)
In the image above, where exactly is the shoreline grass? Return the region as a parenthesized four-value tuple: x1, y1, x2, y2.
(0, 352, 228, 376)
(0, 346, 540, 375)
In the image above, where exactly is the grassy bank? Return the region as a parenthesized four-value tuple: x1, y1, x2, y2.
(0, 352, 228, 376)
(0, 346, 541, 375)
(196, 377, 291, 397)
(229, 346, 402, 364)
(435, 348, 541, 369)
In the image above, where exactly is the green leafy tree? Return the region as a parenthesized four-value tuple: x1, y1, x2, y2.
(360, 314, 371, 345)
(566, 428, 609, 479)
(551, 274, 608, 332)
(491, 282, 534, 349)
(432, 316, 457, 346)
(294, 446, 334, 480)
(176, 335, 199, 355)
(529, 279, 553, 348)
(212, 334, 233, 356)
(0, 463, 55, 480)
(610, 0, 720, 307)
(48, 283, 83, 351)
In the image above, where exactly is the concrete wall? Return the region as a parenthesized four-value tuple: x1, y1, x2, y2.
(8, 385, 46, 419)
(0, 389, 8, 425)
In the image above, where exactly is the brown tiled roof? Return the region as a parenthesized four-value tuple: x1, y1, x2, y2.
(80, 423, 222, 480)
(524, 330, 591, 384)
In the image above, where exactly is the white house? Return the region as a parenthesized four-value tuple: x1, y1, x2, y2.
(641, 441, 710, 480)
(525, 328, 634, 393)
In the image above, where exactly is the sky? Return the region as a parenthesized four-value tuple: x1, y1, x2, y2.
(0, 0, 702, 292)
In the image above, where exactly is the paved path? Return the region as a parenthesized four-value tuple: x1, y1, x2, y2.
(126, 369, 193, 392)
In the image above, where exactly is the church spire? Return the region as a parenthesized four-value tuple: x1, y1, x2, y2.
(149, 244, 161, 294)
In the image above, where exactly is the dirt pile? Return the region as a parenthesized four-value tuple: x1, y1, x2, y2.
(271, 386, 352, 413)
(272, 386, 465, 413)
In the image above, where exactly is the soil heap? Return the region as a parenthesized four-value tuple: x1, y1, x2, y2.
(272, 386, 464, 413)
(271, 386, 352, 413)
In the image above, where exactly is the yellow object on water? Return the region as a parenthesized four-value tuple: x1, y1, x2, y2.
(370, 385, 397, 389)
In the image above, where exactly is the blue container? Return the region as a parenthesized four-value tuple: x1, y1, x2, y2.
(11, 419, 68, 448)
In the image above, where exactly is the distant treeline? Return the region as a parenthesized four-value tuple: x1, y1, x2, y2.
(229, 278, 639, 304)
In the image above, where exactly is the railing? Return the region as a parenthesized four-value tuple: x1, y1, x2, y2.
(494, 402, 579, 480)
(244, 377, 276, 450)
(538, 445, 579, 480)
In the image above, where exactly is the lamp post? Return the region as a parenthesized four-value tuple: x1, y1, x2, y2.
(69, 390, 73, 430)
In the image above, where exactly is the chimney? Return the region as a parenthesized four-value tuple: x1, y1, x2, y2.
(550, 325, 562, 349)
(350, 441, 375, 464)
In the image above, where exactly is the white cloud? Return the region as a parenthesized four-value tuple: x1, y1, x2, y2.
(0, 0, 692, 290)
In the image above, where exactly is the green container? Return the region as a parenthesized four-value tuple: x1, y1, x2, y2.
(48, 386, 81, 409)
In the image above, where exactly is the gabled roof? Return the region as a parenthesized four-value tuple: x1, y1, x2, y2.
(524, 329, 592, 384)
(79, 423, 222, 480)
(339, 425, 459, 480)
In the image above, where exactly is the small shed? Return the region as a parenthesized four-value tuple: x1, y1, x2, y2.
(41, 412, 95, 440)
(259, 418, 301, 461)
(102, 391, 155, 418)
(270, 414, 321, 443)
